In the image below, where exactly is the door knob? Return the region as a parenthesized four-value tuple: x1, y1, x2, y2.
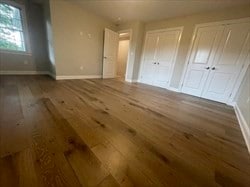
(153, 62, 157, 64)
(205, 67, 210, 70)
(212, 67, 216, 70)
(157, 62, 160, 65)
(103, 56, 107, 59)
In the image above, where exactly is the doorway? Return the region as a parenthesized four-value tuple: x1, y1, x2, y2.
(117, 31, 131, 80)
(102, 28, 131, 80)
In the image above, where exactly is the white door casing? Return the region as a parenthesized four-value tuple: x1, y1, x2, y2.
(140, 27, 183, 88)
(103, 28, 119, 78)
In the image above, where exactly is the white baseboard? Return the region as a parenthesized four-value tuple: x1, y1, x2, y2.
(234, 104, 250, 154)
(0, 71, 102, 81)
(0, 70, 49, 75)
(56, 75, 102, 80)
(168, 87, 180, 92)
(125, 79, 138, 83)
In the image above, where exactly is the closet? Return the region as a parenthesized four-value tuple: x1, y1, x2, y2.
(140, 28, 182, 88)
(182, 20, 250, 103)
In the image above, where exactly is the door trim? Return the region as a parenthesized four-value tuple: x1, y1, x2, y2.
(118, 29, 133, 81)
(138, 26, 184, 89)
(179, 17, 250, 104)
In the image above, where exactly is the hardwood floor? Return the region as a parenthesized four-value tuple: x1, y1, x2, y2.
(0, 75, 249, 187)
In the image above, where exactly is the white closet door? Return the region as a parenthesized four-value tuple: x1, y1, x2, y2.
(182, 25, 224, 97)
(103, 28, 119, 78)
(140, 33, 159, 85)
(154, 30, 181, 88)
(201, 22, 250, 103)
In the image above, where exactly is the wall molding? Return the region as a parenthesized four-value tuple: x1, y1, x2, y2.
(0, 71, 103, 81)
(168, 87, 180, 92)
(125, 78, 138, 83)
(234, 104, 250, 154)
(55, 75, 102, 80)
(0, 70, 49, 75)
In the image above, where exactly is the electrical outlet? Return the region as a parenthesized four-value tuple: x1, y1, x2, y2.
(80, 31, 83, 36)
(24, 60, 28, 65)
(247, 97, 250, 104)
(80, 66, 84, 70)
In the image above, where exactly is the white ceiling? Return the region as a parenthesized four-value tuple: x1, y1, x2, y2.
(75, 0, 250, 23)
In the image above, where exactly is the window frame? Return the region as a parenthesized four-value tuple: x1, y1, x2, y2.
(0, 0, 31, 55)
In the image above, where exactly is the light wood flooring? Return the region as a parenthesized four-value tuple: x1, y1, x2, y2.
(0, 75, 250, 187)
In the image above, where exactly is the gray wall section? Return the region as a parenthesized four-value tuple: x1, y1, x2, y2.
(0, 0, 49, 72)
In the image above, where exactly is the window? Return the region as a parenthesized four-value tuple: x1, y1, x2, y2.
(0, 2, 28, 52)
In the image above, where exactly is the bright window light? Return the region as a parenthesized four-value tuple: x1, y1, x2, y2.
(0, 3, 26, 52)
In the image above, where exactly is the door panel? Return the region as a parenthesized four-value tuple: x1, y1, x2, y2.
(103, 28, 119, 78)
(182, 25, 224, 96)
(140, 33, 158, 85)
(154, 30, 181, 88)
(154, 66, 171, 88)
(201, 22, 250, 102)
(144, 33, 158, 60)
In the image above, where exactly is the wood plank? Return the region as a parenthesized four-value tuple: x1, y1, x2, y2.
(1, 75, 250, 187)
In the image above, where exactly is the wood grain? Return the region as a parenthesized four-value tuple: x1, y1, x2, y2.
(0, 75, 249, 187)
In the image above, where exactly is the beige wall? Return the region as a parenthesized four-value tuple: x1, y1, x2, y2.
(117, 39, 129, 77)
(118, 21, 145, 80)
(49, 0, 116, 76)
(144, 5, 250, 88)
(236, 66, 250, 128)
(0, 0, 49, 72)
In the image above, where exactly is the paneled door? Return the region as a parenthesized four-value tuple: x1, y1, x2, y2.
(154, 30, 182, 88)
(140, 32, 159, 85)
(201, 22, 250, 103)
(140, 28, 182, 88)
(103, 28, 119, 78)
(182, 20, 250, 103)
(181, 25, 224, 96)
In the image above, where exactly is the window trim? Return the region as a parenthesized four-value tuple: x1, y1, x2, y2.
(0, 0, 31, 55)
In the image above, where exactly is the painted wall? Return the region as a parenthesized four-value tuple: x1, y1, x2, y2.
(0, 0, 49, 73)
(49, 0, 116, 76)
(236, 66, 250, 128)
(117, 39, 129, 77)
(144, 5, 250, 89)
(117, 21, 145, 81)
(43, 0, 56, 76)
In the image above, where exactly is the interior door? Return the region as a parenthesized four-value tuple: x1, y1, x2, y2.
(182, 25, 224, 97)
(154, 30, 182, 88)
(140, 33, 159, 85)
(201, 22, 250, 103)
(103, 28, 119, 78)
